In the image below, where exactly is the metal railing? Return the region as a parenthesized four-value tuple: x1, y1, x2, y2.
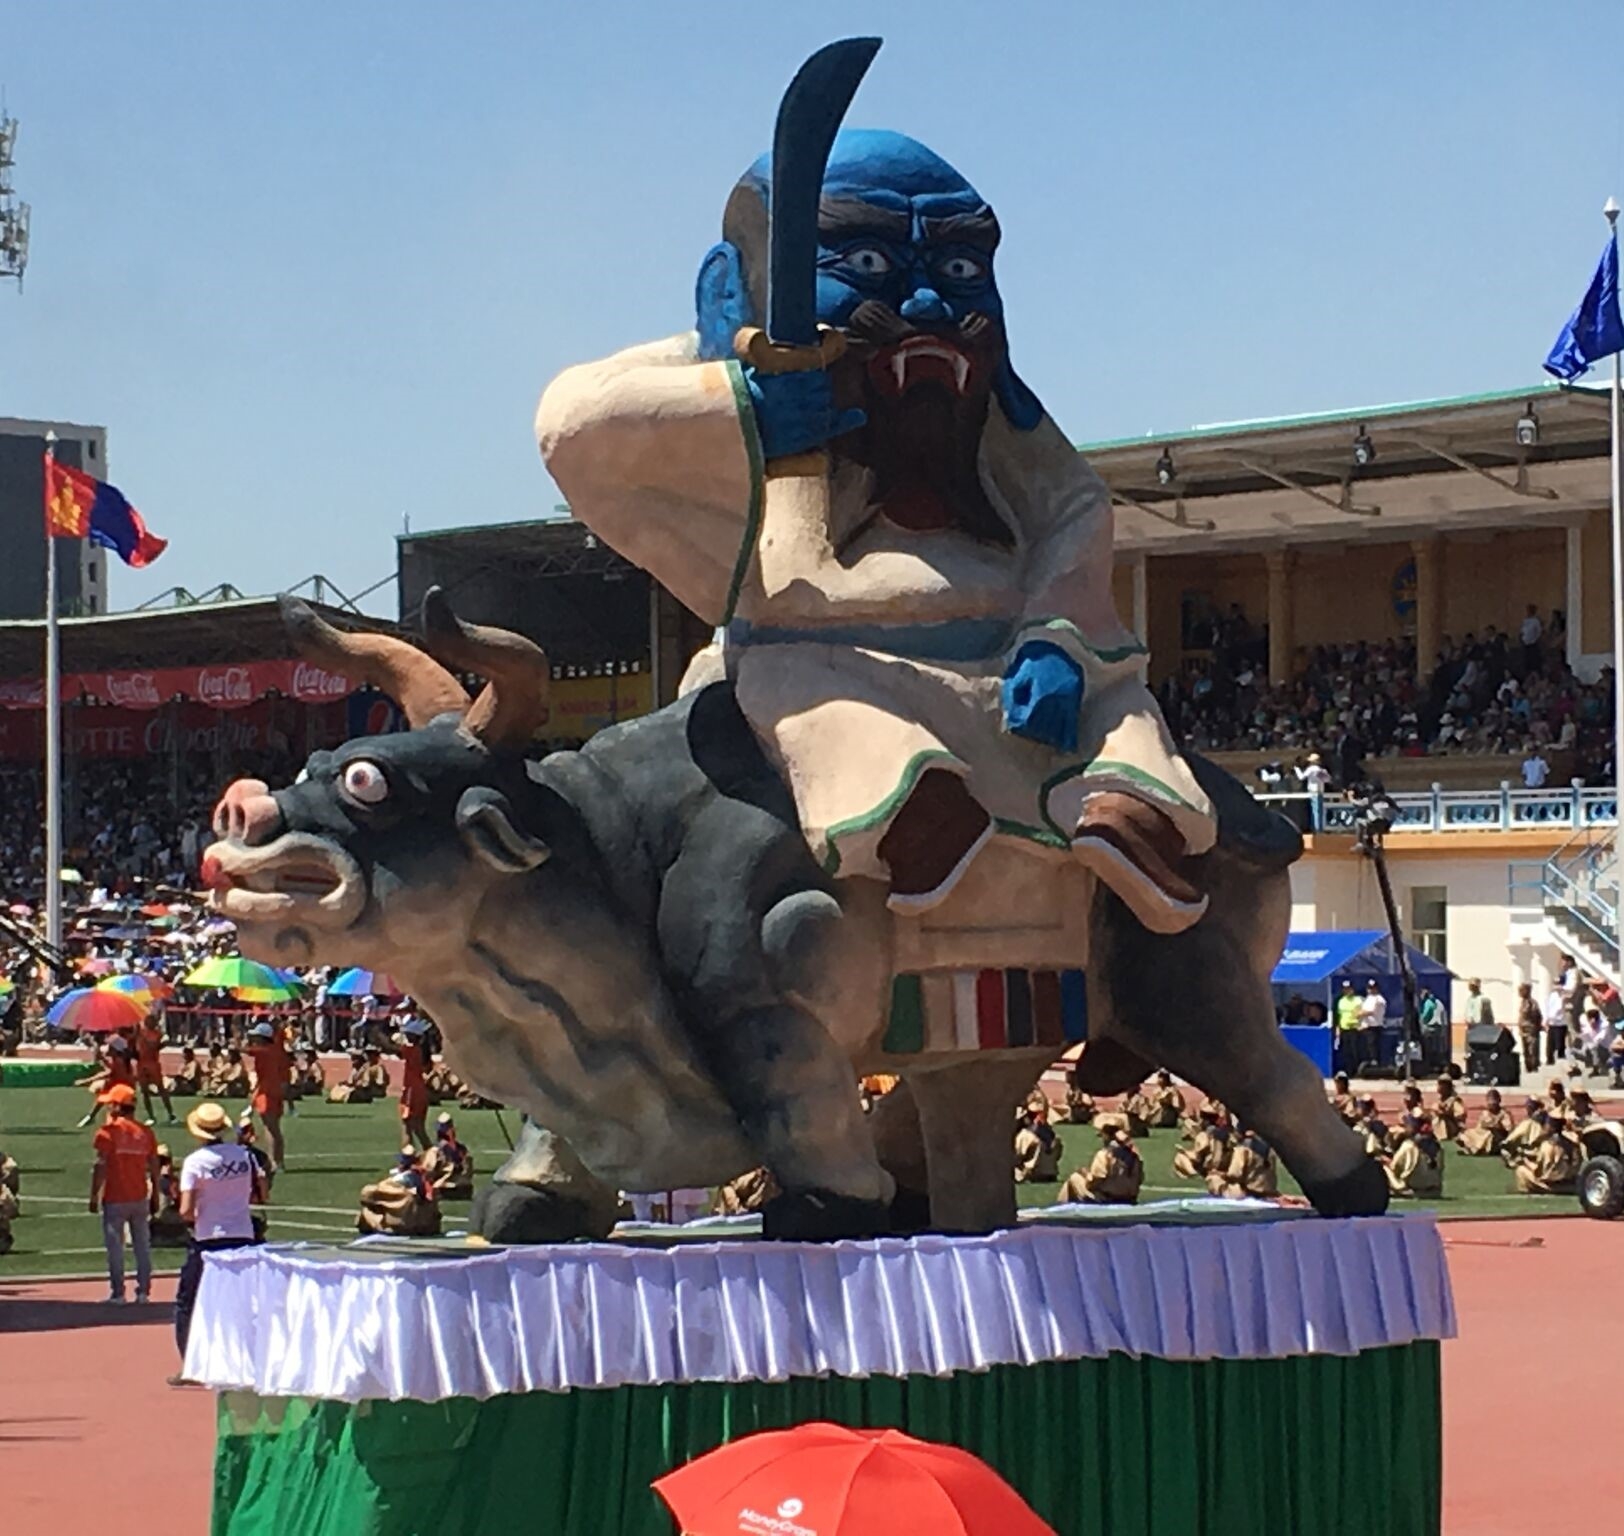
(1257, 785, 1618, 834)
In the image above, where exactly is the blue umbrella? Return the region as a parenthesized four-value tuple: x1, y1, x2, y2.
(328, 967, 404, 999)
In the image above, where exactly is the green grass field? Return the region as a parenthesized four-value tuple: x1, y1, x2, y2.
(0, 1089, 1579, 1278)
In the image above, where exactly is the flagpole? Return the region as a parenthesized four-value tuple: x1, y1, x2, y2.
(1609, 198, 1624, 823)
(42, 430, 62, 956)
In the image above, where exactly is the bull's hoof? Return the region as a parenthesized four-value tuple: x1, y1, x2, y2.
(470, 1183, 607, 1244)
(761, 1189, 893, 1242)
(1305, 1156, 1391, 1218)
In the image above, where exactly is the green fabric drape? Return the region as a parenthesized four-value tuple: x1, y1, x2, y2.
(214, 1344, 1441, 1536)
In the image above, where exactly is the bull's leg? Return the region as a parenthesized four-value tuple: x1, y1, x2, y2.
(469, 1118, 622, 1244)
(1091, 855, 1389, 1218)
(709, 1002, 895, 1240)
(899, 1052, 1051, 1234)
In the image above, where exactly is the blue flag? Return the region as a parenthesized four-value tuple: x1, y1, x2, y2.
(1544, 234, 1624, 381)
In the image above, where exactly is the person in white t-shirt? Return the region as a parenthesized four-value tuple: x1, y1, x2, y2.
(1521, 745, 1549, 789)
(1357, 981, 1388, 1073)
(171, 1101, 264, 1381)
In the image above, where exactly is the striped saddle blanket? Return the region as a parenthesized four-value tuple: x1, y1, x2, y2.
(882, 969, 1088, 1055)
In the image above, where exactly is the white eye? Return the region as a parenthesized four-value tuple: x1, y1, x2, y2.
(937, 253, 986, 282)
(340, 760, 389, 805)
(294, 768, 310, 786)
(842, 245, 893, 276)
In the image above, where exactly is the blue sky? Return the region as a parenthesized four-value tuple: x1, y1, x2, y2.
(4, 2, 1624, 613)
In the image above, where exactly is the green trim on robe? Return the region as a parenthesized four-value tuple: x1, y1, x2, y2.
(719, 359, 767, 626)
(1015, 616, 1148, 664)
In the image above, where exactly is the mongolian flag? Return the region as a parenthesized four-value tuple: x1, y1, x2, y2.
(43, 455, 167, 567)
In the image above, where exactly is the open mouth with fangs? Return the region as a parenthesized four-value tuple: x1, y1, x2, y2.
(201, 832, 366, 933)
(866, 335, 975, 398)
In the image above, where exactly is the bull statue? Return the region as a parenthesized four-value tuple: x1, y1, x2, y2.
(205, 591, 1388, 1240)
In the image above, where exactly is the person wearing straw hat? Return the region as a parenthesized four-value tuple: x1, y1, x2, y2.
(88, 1082, 159, 1304)
(172, 1101, 265, 1376)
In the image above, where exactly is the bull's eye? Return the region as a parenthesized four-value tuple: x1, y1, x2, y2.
(340, 760, 389, 806)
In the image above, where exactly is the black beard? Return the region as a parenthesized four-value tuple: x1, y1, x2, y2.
(832, 301, 1015, 551)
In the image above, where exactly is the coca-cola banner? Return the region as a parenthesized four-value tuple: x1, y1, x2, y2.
(0, 658, 355, 711)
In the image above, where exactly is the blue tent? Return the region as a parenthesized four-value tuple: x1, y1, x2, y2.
(1272, 930, 1454, 1075)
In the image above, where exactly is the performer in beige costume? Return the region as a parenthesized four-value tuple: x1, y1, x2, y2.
(538, 131, 1214, 935)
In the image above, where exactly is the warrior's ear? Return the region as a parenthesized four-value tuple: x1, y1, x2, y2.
(696, 241, 754, 361)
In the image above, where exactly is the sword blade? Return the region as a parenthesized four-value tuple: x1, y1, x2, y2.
(767, 36, 881, 348)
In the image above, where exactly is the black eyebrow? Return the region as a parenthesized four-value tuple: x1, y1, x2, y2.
(818, 196, 912, 242)
(921, 208, 1001, 252)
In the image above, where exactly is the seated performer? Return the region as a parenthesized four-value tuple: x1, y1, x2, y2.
(210, 1048, 250, 1101)
(149, 1145, 189, 1247)
(1060, 1116, 1143, 1206)
(1457, 1089, 1513, 1157)
(1354, 1097, 1388, 1160)
(1514, 1108, 1581, 1196)
(1500, 1099, 1547, 1168)
(329, 1047, 389, 1104)
(1146, 1069, 1186, 1130)
(1328, 1071, 1358, 1126)
(424, 1055, 462, 1105)
(0, 1178, 14, 1255)
(715, 1165, 781, 1215)
(358, 1149, 442, 1237)
(1119, 1083, 1155, 1139)
(165, 1046, 203, 1098)
(1171, 1104, 1230, 1182)
(1014, 1106, 1063, 1183)
(0, 1146, 17, 1195)
(1431, 1076, 1467, 1141)
(1062, 1066, 1096, 1126)
(1566, 1084, 1598, 1137)
(1214, 1126, 1279, 1200)
(421, 1113, 475, 1200)
(1385, 1116, 1444, 1199)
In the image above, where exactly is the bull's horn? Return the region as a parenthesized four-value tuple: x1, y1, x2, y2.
(279, 597, 469, 729)
(420, 586, 549, 748)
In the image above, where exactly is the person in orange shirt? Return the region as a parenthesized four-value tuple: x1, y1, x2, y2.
(396, 1017, 432, 1152)
(245, 1020, 291, 1171)
(88, 1083, 160, 1304)
(74, 1029, 139, 1129)
(135, 1013, 176, 1126)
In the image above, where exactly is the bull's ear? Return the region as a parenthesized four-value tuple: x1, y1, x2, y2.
(455, 787, 550, 874)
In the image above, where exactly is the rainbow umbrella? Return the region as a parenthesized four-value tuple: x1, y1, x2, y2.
(46, 987, 146, 1034)
(183, 955, 303, 1003)
(328, 968, 404, 999)
(97, 973, 172, 1004)
(0, 978, 15, 1000)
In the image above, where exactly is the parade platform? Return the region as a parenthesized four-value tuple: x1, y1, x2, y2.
(189, 1203, 1455, 1536)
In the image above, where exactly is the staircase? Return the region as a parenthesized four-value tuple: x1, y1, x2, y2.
(1537, 828, 1621, 988)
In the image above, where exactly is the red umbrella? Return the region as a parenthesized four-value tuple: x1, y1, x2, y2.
(652, 1423, 1054, 1536)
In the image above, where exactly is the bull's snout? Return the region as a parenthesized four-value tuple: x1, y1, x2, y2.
(213, 779, 283, 847)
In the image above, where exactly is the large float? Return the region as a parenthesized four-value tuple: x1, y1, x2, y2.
(193, 38, 1450, 1535)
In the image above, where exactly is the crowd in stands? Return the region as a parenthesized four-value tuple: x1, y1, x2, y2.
(1157, 603, 1616, 786)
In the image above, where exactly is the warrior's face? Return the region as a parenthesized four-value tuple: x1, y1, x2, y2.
(699, 130, 1044, 548)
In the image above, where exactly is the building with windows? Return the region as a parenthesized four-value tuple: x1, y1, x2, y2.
(0, 417, 109, 620)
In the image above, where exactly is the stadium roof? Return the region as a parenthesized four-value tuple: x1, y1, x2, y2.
(1080, 380, 1615, 553)
(0, 597, 400, 677)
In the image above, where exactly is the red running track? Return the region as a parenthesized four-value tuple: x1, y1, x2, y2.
(2, 1217, 1621, 1533)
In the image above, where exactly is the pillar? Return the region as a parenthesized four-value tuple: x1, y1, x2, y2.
(1265, 549, 1295, 684)
(1130, 556, 1149, 677)
(1412, 537, 1443, 681)
(1565, 520, 1584, 670)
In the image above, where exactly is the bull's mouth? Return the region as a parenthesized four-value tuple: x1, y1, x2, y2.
(204, 833, 366, 934)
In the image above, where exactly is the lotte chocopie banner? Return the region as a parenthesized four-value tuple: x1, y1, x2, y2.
(0, 658, 355, 711)
(0, 699, 356, 761)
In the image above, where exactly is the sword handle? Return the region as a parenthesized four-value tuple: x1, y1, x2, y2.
(735, 325, 847, 375)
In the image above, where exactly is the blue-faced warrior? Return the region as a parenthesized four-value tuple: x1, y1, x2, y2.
(538, 127, 1215, 935)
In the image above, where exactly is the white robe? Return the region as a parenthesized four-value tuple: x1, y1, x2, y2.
(537, 332, 1214, 895)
